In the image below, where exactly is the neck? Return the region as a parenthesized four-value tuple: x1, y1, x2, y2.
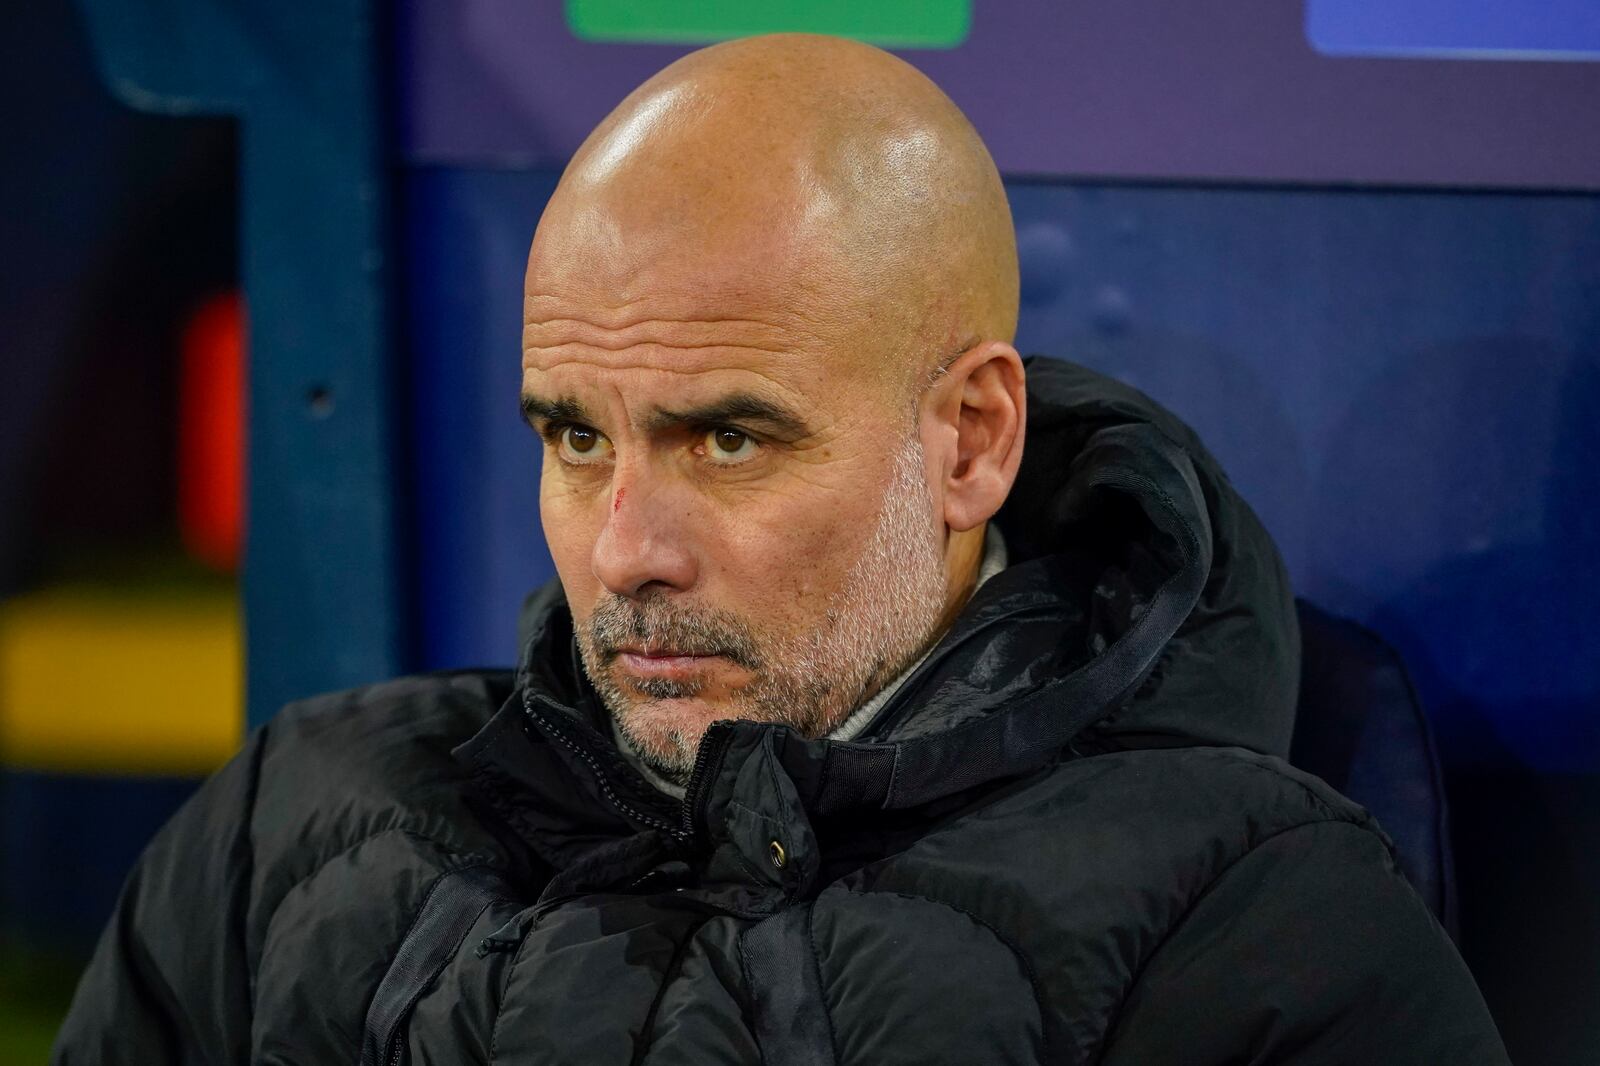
(938, 522, 988, 633)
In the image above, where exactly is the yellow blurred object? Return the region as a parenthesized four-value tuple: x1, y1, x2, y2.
(0, 586, 242, 775)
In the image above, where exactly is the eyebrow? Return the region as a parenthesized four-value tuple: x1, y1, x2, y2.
(520, 392, 593, 428)
(642, 393, 810, 440)
(519, 389, 811, 442)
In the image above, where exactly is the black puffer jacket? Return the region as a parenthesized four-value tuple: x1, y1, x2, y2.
(55, 358, 1508, 1065)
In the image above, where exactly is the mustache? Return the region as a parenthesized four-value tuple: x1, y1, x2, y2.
(585, 594, 763, 672)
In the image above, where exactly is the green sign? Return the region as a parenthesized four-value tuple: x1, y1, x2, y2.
(565, 0, 972, 49)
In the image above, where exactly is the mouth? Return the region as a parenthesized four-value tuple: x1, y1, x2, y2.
(612, 645, 725, 681)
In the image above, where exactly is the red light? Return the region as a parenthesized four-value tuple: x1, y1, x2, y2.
(177, 291, 246, 572)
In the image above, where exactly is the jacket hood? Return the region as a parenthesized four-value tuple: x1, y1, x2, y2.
(989, 356, 1299, 756)
(499, 356, 1297, 833)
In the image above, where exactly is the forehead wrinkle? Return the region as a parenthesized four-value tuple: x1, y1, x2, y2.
(521, 336, 899, 424)
(521, 357, 816, 413)
(521, 342, 802, 371)
(522, 299, 831, 350)
(527, 316, 792, 330)
(524, 338, 791, 357)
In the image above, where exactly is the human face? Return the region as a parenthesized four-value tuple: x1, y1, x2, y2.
(523, 275, 952, 780)
(585, 427, 947, 778)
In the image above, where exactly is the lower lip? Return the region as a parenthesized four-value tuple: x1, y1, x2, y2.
(617, 652, 721, 679)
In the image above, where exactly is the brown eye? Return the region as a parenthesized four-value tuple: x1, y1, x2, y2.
(556, 425, 612, 464)
(704, 427, 757, 463)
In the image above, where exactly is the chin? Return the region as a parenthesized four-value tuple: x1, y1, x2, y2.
(617, 697, 723, 762)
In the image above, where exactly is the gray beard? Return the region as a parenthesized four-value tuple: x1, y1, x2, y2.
(579, 431, 950, 782)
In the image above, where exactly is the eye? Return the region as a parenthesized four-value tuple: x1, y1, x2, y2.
(703, 427, 758, 464)
(555, 424, 612, 464)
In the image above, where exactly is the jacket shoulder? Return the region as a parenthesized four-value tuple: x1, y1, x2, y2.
(848, 747, 1415, 1062)
(49, 670, 517, 1066)
(1088, 756, 1505, 1064)
(265, 669, 516, 773)
(979, 745, 1377, 849)
(856, 745, 1389, 932)
(249, 670, 517, 896)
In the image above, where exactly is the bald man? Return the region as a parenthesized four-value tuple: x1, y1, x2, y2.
(56, 35, 1507, 1066)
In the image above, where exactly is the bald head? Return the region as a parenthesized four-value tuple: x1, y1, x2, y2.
(528, 34, 1018, 391)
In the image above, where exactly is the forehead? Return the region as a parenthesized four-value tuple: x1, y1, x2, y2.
(521, 234, 873, 395)
(523, 287, 829, 375)
(519, 300, 842, 447)
(521, 186, 914, 405)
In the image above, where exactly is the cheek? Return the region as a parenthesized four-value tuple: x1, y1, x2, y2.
(718, 488, 873, 606)
(540, 476, 601, 592)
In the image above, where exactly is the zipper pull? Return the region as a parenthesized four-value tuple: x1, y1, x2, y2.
(475, 910, 534, 958)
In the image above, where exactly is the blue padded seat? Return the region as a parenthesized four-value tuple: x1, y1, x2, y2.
(1290, 600, 1458, 937)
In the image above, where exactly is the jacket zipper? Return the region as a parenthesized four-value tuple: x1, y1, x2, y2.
(522, 693, 683, 839)
(523, 690, 737, 851)
(363, 868, 506, 1066)
(680, 722, 735, 845)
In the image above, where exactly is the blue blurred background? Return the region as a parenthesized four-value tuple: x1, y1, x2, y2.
(1, 1, 1596, 1062)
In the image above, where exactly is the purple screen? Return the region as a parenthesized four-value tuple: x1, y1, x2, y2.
(399, 0, 1600, 189)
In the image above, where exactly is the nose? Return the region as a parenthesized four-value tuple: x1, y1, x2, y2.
(590, 463, 698, 598)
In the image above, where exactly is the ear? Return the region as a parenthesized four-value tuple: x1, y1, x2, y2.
(924, 341, 1027, 532)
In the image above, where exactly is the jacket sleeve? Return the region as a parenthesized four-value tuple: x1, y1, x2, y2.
(1097, 819, 1510, 1066)
(51, 729, 266, 1065)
